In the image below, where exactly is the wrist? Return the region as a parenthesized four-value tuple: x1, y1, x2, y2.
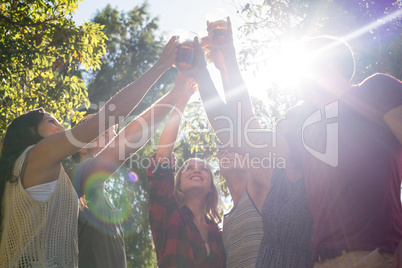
(155, 58, 172, 73)
(174, 99, 188, 112)
(169, 86, 183, 99)
(218, 65, 229, 75)
(193, 67, 210, 82)
(223, 54, 237, 67)
(222, 43, 236, 56)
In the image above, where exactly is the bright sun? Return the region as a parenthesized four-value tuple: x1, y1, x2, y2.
(242, 36, 329, 100)
(242, 38, 311, 98)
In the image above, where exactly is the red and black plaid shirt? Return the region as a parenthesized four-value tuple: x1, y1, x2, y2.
(147, 154, 225, 268)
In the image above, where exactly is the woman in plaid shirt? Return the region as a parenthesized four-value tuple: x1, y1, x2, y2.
(147, 72, 225, 268)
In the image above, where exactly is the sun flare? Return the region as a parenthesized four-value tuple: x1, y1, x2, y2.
(242, 38, 317, 98)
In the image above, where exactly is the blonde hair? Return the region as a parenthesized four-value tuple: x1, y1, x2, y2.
(174, 158, 221, 224)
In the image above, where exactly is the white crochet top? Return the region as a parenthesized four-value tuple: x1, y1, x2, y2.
(0, 145, 79, 267)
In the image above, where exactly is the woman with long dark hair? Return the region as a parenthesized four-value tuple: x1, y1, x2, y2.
(0, 37, 177, 267)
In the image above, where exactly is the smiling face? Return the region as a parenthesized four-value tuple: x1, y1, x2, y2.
(177, 159, 212, 196)
(173, 158, 221, 223)
(36, 112, 65, 138)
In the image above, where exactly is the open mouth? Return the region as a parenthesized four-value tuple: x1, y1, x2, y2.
(189, 176, 203, 181)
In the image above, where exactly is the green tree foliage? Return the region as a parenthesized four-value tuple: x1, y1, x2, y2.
(181, 0, 401, 195)
(0, 0, 107, 136)
(86, 4, 176, 267)
(93, 2, 400, 265)
(87, 3, 176, 109)
(238, 0, 402, 81)
(105, 144, 157, 268)
(232, 0, 401, 127)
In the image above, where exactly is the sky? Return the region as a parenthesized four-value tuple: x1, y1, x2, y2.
(73, 0, 242, 34)
(73, 0, 253, 212)
(72, 0, 274, 101)
(72, 0, 260, 97)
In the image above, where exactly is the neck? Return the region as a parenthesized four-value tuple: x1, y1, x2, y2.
(185, 193, 207, 223)
(225, 170, 249, 206)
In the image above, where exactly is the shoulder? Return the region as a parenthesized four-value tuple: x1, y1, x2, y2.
(283, 103, 307, 120)
(18, 145, 35, 161)
(356, 73, 402, 96)
(277, 103, 308, 132)
(266, 168, 286, 189)
(67, 158, 93, 183)
(68, 158, 106, 195)
(359, 73, 401, 87)
(352, 73, 402, 114)
(286, 103, 306, 114)
(12, 145, 35, 178)
(67, 160, 86, 177)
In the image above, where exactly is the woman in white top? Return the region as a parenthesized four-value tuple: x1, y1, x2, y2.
(0, 37, 178, 268)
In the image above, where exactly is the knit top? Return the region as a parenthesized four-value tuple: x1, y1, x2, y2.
(0, 145, 79, 267)
(223, 189, 263, 268)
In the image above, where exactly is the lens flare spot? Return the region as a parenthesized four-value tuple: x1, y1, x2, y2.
(78, 171, 138, 236)
(128, 171, 138, 182)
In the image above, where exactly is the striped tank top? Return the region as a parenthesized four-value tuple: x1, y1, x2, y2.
(223, 190, 263, 268)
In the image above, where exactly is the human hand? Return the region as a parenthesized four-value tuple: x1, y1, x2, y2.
(181, 79, 197, 103)
(206, 17, 236, 70)
(173, 71, 197, 95)
(173, 71, 197, 109)
(207, 17, 233, 49)
(179, 37, 208, 82)
(209, 48, 227, 71)
(158, 36, 179, 69)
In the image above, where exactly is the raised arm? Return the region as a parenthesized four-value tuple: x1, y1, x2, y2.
(207, 17, 260, 129)
(25, 37, 178, 188)
(181, 38, 291, 205)
(155, 73, 196, 163)
(182, 37, 282, 159)
(145, 74, 196, 268)
(93, 72, 196, 175)
(206, 18, 271, 203)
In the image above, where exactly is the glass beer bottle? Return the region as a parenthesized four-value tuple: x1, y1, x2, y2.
(176, 41, 194, 70)
(173, 31, 198, 70)
(208, 20, 228, 46)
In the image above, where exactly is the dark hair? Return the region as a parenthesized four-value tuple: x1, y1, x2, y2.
(0, 108, 45, 227)
(302, 36, 355, 82)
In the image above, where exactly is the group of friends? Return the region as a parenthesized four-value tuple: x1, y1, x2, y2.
(0, 17, 401, 268)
